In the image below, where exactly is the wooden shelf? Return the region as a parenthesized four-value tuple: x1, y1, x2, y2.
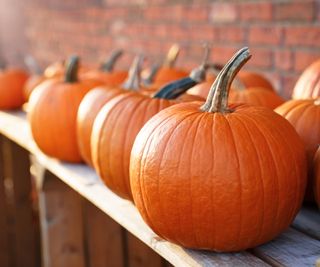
(0, 110, 319, 267)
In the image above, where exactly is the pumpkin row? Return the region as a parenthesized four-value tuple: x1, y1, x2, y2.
(0, 45, 319, 253)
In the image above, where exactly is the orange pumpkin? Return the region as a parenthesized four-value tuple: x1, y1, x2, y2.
(23, 75, 47, 102)
(82, 49, 127, 86)
(228, 87, 284, 109)
(130, 48, 307, 252)
(77, 56, 143, 166)
(28, 56, 103, 162)
(44, 60, 65, 78)
(0, 68, 29, 109)
(292, 59, 320, 99)
(314, 147, 320, 208)
(235, 71, 274, 91)
(275, 98, 320, 201)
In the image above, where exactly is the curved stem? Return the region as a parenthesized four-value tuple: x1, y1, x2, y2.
(122, 55, 144, 91)
(163, 44, 180, 68)
(143, 62, 161, 86)
(200, 47, 251, 113)
(100, 49, 123, 72)
(64, 55, 79, 83)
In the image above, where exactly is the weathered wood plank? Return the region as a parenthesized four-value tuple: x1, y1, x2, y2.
(253, 228, 320, 267)
(39, 170, 85, 267)
(127, 231, 163, 267)
(83, 200, 125, 267)
(2, 138, 38, 267)
(292, 205, 320, 240)
(0, 135, 9, 267)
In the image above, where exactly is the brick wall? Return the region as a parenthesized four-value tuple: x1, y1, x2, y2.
(0, 0, 320, 98)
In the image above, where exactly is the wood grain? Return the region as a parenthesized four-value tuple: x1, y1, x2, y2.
(83, 200, 125, 267)
(39, 170, 85, 267)
(253, 228, 320, 267)
(292, 205, 320, 240)
(2, 138, 39, 267)
(0, 135, 9, 267)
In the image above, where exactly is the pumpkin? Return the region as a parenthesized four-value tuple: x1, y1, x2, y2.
(77, 56, 143, 166)
(292, 59, 320, 99)
(44, 60, 65, 78)
(0, 68, 29, 109)
(152, 44, 188, 86)
(228, 87, 284, 109)
(314, 147, 320, 208)
(91, 53, 209, 200)
(28, 56, 103, 162)
(130, 47, 307, 252)
(23, 75, 47, 102)
(275, 98, 320, 201)
(81, 49, 127, 86)
(235, 71, 274, 91)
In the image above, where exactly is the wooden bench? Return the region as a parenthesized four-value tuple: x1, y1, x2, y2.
(0, 110, 319, 267)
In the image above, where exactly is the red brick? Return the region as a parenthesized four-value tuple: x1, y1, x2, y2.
(213, 26, 245, 44)
(275, 50, 293, 71)
(211, 46, 239, 65)
(294, 50, 320, 72)
(185, 5, 209, 22)
(274, 0, 315, 22)
(210, 3, 237, 23)
(285, 26, 320, 46)
(249, 48, 273, 69)
(248, 26, 283, 45)
(239, 2, 272, 22)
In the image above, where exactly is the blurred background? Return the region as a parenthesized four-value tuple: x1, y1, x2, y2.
(0, 0, 319, 98)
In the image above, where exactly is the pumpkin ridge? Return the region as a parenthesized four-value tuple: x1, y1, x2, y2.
(138, 111, 198, 239)
(210, 114, 217, 248)
(230, 114, 267, 247)
(122, 97, 150, 196)
(282, 101, 310, 123)
(240, 111, 303, 233)
(223, 115, 243, 249)
(134, 113, 177, 233)
(155, 111, 201, 243)
(188, 112, 208, 247)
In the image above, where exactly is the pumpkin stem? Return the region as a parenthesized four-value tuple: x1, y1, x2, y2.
(122, 55, 144, 91)
(163, 44, 180, 68)
(100, 49, 123, 72)
(201, 47, 251, 113)
(153, 45, 210, 99)
(64, 55, 79, 83)
(143, 61, 161, 86)
(24, 55, 42, 74)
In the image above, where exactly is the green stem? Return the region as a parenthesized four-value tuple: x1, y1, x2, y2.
(200, 47, 251, 113)
(64, 56, 79, 83)
(100, 49, 123, 72)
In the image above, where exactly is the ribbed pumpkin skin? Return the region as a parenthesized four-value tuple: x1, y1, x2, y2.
(91, 93, 174, 200)
(275, 99, 320, 201)
(77, 87, 123, 166)
(28, 79, 102, 162)
(130, 102, 307, 252)
(229, 88, 284, 109)
(0, 69, 29, 109)
(292, 60, 320, 99)
(82, 71, 127, 87)
(153, 67, 188, 86)
(314, 147, 320, 208)
(23, 75, 46, 102)
(237, 71, 274, 91)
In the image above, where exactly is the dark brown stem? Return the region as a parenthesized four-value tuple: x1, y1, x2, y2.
(163, 44, 180, 68)
(64, 56, 79, 83)
(122, 55, 144, 91)
(100, 49, 123, 72)
(200, 47, 251, 113)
